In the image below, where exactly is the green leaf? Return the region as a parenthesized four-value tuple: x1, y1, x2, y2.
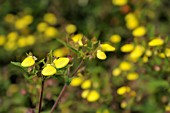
(65, 77, 72, 85)
(56, 38, 80, 55)
(11, 62, 22, 67)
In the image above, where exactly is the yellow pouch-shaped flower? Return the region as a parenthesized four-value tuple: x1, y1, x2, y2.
(53, 57, 69, 69)
(101, 44, 115, 52)
(87, 90, 100, 102)
(42, 64, 56, 76)
(96, 50, 107, 60)
(21, 56, 35, 67)
(121, 43, 134, 52)
(70, 77, 83, 87)
(132, 26, 146, 37)
(65, 24, 77, 34)
(117, 86, 131, 95)
(81, 80, 92, 89)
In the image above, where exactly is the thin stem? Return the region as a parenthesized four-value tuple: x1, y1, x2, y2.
(50, 59, 84, 113)
(50, 84, 67, 113)
(38, 79, 45, 113)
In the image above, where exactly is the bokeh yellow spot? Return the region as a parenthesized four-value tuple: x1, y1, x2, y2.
(37, 22, 48, 32)
(148, 38, 164, 47)
(117, 86, 131, 95)
(70, 77, 83, 87)
(87, 90, 100, 102)
(112, 68, 121, 76)
(44, 27, 58, 38)
(112, 0, 128, 6)
(119, 61, 132, 71)
(81, 80, 92, 89)
(120, 43, 134, 52)
(125, 13, 139, 30)
(44, 13, 57, 25)
(53, 47, 69, 57)
(0, 35, 6, 46)
(127, 72, 139, 80)
(132, 26, 146, 37)
(110, 34, 121, 43)
(65, 24, 77, 34)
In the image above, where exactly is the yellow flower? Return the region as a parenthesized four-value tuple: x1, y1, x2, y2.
(112, 0, 128, 6)
(21, 56, 35, 67)
(37, 22, 48, 32)
(14, 15, 33, 29)
(110, 34, 121, 43)
(165, 48, 170, 57)
(145, 49, 152, 57)
(112, 68, 121, 76)
(65, 24, 77, 34)
(42, 64, 56, 76)
(7, 32, 18, 42)
(26, 35, 35, 46)
(72, 34, 83, 46)
(126, 72, 139, 80)
(87, 90, 100, 102)
(101, 44, 115, 52)
(148, 38, 164, 47)
(96, 50, 107, 60)
(121, 101, 127, 108)
(4, 14, 16, 23)
(17, 37, 27, 48)
(81, 90, 90, 99)
(125, 13, 139, 30)
(4, 41, 17, 51)
(0, 35, 6, 46)
(70, 77, 83, 87)
(43, 13, 57, 25)
(142, 56, 148, 63)
(53, 47, 69, 57)
(44, 27, 58, 38)
(158, 53, 165, 58)
(53, 57, 69, 69)
(119, 61, 132, 71)
(81, 80, 92, 89)
(117, 86, 131, 95)
(132, 26, 146, 37)
(129, 45, 145, 61)
(165, 105, 170, 111)
(120, 43, 134, 52)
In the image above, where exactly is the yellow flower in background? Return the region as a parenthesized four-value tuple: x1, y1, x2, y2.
(81, 79, 92, 89)
(112, 0, 128, 6)
(96, 108, 110, 113)
(42, 64, 56, 76)
(96, 50, 107, 60)
(165, 48, 170, 57)
(121, 101, 127, 108)
(158, 53, 165, 58)
(88, 90, 100, 102)
(142, 56, 148, 63)
(148, 38, 164, 47)
(117, 86, 131, 95)
(145, 49, 152, 57)
(129, 45, 145, 61)
(4, 14, 16, 23)
(7, 31, 18, 42)
(15, 15, 33, 29)
(70, 77, 84, 87)
(44, 26, 58, 38)
(0, 35, 6, 46)
(44, 13, 57, 25)
(53, 47, 69, 57)
(72, 33, 83, 46)
(127, 72, 139, 80)
(81, 90, 90, 98)
(17, 37, 27, 48)
(110, 34, 121, 43)
(37, 22, 48, 32)
(65, 24, 77, 34)
(132, 26, 146, 37)
(4, 41, 17, 51)
(21, 56, 35, 67)
(125, 13, 139, 30)
(112, 68, 121, 76)
(119, 61, 132, 71)
(165, 105, 170, 111)
(101, 44, 116, 52)
(53, 57, 69, 69)
(120, 43, 134, 52)
(26, 35, 36, 46)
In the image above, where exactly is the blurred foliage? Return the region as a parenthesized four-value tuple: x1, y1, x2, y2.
(0, 0, 170, 113)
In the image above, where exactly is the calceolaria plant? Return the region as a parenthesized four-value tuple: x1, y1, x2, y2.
(11, 35, 116, 113)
